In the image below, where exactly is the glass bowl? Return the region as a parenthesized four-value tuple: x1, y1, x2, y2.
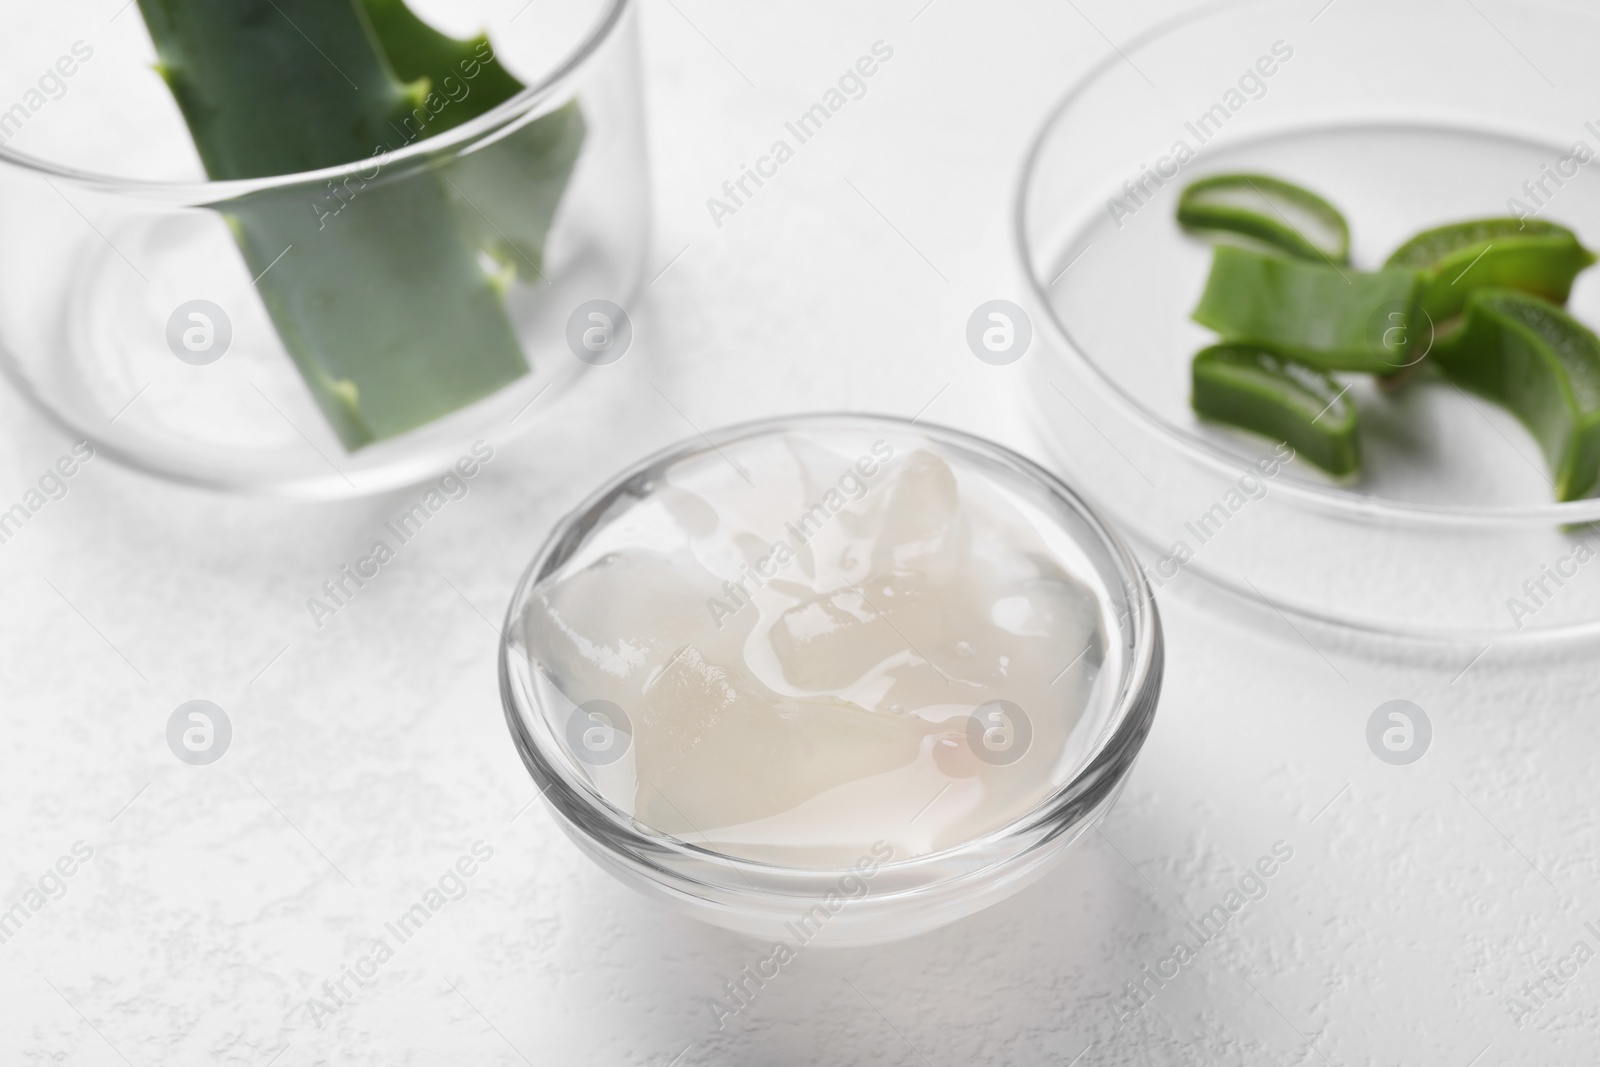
(499, 414, 1163, 945)
(0, 0, 647, 497)
(1018, 0, 1600, 641)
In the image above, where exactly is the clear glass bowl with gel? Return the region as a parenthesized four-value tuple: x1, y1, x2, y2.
(500, 415, 1162, 944)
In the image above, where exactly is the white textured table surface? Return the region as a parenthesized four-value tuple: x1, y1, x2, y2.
(4, 1, 1600, 1064)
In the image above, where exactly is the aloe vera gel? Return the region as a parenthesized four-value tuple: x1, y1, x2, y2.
(517, 428, 1112, 867)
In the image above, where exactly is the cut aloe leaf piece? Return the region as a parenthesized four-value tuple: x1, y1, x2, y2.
(227, 184, 528, 446)
(1434, 289, 1600, 501)
(357, 0, 525, 112)
(439, 102, 586, 278)
(138, 0, 416, 178)
(360, 0, 587, 279)
(1191, 343, 1359, 476)
(1192, 245, 1426, 373)
(1178, 173, 1350, 264)
(138, 0, 528, 450)
(1384, 217, 1597, 322)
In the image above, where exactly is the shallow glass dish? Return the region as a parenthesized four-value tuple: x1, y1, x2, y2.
(499, 414, 1162, 945)
(1018, 0, 1600, 640)
(0, 0, 646, 497)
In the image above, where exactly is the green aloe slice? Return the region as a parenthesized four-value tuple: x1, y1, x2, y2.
(1434, 289, 1600, 501)
(138, 0, 528, 450)
(1191, 343, 1359, 476)
(1384, 217, 1596, 323)
(1192, 245, 1426, 373)
(1178, 173, 1350, 264)
(359, 0, 587, 279)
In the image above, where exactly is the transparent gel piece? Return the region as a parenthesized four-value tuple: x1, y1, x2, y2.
(521, 441, 1111, 863)
(632, 647, 927, 835)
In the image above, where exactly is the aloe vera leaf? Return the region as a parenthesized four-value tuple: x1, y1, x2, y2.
(358, 0, 587, 278)
(1192, 245, 1426, 373)
(227, 182, 529, 446)
(357, 0, 523, 114)
(439, 102, 586, 278)
(1434, 289, 1600, 501)
(1178, 173, 1350, 264)
(138, 0, 528, 449)
(1384, 217, 1597, 323)
(1191, 343, 1360, 476)
(138, 0, 415, 178)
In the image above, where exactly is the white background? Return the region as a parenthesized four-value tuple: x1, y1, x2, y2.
(3, 0, 1600, 1063)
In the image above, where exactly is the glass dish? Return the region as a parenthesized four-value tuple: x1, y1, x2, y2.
(499, 414, 1163, 945)
(1018, 0, 1600, 640)
(0, 0, 647, 497)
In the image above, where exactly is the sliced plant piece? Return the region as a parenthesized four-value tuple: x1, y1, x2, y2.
(358, 0, 525, 115)
(138, 0, 528, 450)
(1191, 343, 1359, 476)
(1192, 245, 1426, 373)
(1385, 217, 1597, 322)
(1178, 173, 1350, 264)
(1433, 289, 1600, 501)
(359, 0, 587, 278)
(226, 185, 529, 446)
(139, 0, 418, 178)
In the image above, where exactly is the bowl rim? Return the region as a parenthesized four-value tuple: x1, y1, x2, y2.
(0, 0, 632, 201)
(497, 411, 1164, 880)
(1013, 0, 1600, 529)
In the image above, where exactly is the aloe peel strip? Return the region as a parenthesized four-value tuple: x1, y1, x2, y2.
(1385, 218, 1597, 323)
(1191, 342, 1360, 475)
(1435, 290, 1600, 501)
(1178, 173, 1350, 264)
